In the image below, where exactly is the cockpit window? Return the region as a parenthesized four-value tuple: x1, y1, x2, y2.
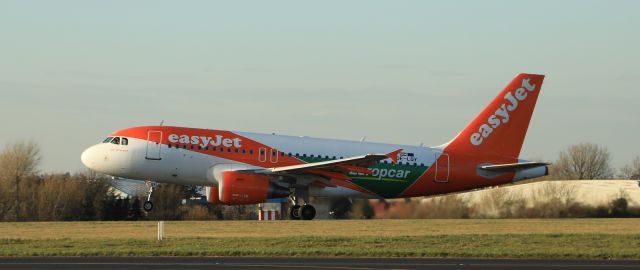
(111, 137, 120, 145)
(102, 137, 113, 143)
(121, 138, 128, 146)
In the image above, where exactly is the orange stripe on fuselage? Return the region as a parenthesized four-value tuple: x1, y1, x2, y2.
(111, 126, 306, 168)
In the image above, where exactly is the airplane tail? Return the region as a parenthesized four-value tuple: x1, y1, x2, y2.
(444, 73, 545, 159)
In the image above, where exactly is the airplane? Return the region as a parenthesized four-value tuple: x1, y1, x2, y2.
(81, 73, 548, 220)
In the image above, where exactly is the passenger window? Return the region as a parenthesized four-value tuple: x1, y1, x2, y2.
(111, 137, 120, 145)
(242, 149, 246, 154)
(121, 138, 128, 146)
(102, 137, 113, 143)
(250, 150, 254, 155)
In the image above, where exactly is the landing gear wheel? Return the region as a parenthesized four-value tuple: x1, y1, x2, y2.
(143, 201, 154, 212)
(300, 204, 316, 220)
(290, 205, 301, 220)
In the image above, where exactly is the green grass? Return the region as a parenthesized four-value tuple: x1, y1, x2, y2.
(2, 234, 640, 259)
(1, 220, 640, 259)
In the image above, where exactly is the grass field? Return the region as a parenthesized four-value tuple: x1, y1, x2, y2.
(1, 219, 640, 259)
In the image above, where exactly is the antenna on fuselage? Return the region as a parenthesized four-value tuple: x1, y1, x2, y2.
(360, 136, 366, 142)
(159, 120, 164, 126)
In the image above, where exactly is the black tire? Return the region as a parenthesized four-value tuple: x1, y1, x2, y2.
(143, 201, 153, 212)
(289, 205, 301, 220)
(300, 204, 316, 220)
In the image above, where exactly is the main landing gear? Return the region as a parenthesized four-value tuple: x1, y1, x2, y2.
(143, 181, 156, 212)
(289, 204, 316, 220)
(288, 186, 316, 220)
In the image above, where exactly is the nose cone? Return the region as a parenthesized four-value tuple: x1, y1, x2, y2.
(81, 146, 97, 170)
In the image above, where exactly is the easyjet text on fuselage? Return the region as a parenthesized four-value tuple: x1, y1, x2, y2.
(168, 134, 243, 148)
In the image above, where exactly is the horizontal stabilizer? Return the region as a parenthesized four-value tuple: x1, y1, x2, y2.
(479, 162, 548, 172)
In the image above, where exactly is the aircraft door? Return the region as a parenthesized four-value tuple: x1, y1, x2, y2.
(258, 147, 267, 162)
(146, 130, 162, 160)
(434, 153, 449, 183)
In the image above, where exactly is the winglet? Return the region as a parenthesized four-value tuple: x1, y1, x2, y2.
(385, 149, 403, 163)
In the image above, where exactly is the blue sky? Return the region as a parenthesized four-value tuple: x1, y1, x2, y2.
(0, 1, 639, 173)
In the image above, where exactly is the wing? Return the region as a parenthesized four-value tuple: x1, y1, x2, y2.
(266, 148, 402, 174)
(241, 149, 403, 192)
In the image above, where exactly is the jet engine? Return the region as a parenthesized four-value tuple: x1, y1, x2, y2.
(218, 171, 289, 205)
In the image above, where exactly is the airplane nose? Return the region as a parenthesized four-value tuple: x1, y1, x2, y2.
(81, 146, 96, 170)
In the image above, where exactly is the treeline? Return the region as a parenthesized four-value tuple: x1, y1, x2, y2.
(0, 171, 108, 221)
(544, 142, 640, 180)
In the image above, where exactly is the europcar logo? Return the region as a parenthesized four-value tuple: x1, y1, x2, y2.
(470, 78, 537, 146)
(168, 134, 243, 148)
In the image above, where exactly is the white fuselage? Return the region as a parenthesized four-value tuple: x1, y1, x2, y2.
(82, 131, 439, 199)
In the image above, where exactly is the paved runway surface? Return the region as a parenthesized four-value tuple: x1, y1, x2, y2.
(0, 257, 638, 270)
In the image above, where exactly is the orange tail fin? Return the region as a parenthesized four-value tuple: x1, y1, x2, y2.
(444, 73, 545, 159)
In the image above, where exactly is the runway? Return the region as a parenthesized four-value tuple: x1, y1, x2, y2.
(0, 257, 638, 270)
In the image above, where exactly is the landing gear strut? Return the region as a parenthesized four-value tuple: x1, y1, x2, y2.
(288, 186, 316, 220)
(143, 181, 156, 212)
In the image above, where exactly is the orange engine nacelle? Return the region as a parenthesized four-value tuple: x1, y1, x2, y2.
(219, 171, 289, 205)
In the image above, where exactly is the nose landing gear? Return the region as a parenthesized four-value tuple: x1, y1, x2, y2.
(143, 181, 156, 212)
